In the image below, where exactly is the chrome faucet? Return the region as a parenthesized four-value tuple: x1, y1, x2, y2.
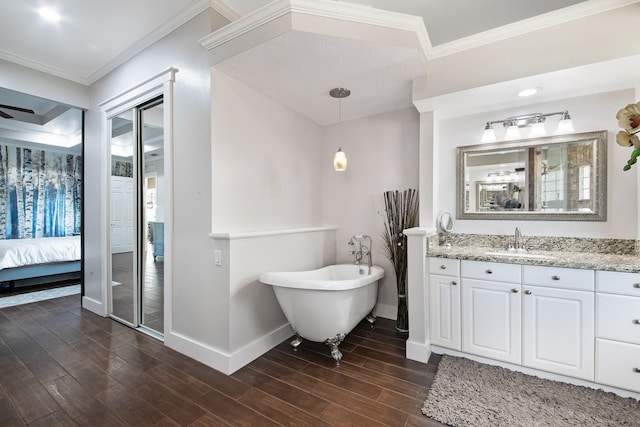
(348, 235, 372, 274)
(514, 227, 525, 252)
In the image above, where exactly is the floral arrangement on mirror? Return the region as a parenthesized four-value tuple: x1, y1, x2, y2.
(616, 101, 640, 171)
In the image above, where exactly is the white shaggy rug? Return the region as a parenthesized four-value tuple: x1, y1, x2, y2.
(422, 354, 640, 427)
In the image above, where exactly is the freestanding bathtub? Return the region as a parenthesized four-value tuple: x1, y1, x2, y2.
(260, 264, 384, 364)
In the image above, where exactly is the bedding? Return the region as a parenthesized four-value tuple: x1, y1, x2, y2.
(0, 236, 81, 270)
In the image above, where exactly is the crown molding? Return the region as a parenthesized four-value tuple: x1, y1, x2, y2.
(427, 0, 640, 59)
(199, 0, 429, 58)
(209, 0, 241, 22)
(0, 0, 210, 86)
(0, 50, 90, 86)
(86, 0, 211, 85)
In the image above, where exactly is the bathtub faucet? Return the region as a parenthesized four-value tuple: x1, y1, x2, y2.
(348, 235, 372, 275)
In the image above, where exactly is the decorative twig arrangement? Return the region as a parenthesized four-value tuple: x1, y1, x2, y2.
(382, 188, 419, 332)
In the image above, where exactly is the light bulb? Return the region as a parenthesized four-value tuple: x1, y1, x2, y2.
(505, 124, 521, 139)
(557, 116, 574, 134)
(333, 148, 347, 171)
(529, 122, 547, 138)
(481, 124, 496, 143)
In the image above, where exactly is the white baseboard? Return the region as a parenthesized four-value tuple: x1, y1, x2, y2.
(374, 303, 396, 320)
(407, 339, 431, 363)
(165, 331, 230, 373)
(228, 324, 294, 374)
(82, 296, 107, 316)
(165, 323, 294, 375)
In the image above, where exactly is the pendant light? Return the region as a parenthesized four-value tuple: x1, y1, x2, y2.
(331, 87, 350, 171)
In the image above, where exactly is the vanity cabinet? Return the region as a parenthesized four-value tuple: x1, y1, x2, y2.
(427, 258, 596, 382)
(522, 266, 595, 381)
(595, 271, 640, 393)
(460, 260, 522, 364)
(428, 258, 461, 350)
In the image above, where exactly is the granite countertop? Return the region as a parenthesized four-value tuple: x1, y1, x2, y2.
(428, 245, 640, 274)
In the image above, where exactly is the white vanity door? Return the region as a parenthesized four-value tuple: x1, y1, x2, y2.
(461, 278, 521, 364)
(429, 274, 461, 350)
(522, 285, 595, 381)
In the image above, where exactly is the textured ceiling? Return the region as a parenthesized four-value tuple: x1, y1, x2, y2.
(216, 31, 425, 125)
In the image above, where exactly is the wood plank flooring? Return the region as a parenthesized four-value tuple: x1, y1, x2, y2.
(0, 295, 444, 426)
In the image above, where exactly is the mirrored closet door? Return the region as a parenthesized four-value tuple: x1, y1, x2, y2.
(109, 96, 164, 336)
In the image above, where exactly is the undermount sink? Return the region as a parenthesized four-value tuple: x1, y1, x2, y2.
(484, 251, 555, 260)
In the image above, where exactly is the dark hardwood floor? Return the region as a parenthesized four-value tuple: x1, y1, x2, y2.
(0, 294, 444, 426)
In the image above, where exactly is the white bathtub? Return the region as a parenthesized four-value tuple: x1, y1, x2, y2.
(260, 264, 384, 364)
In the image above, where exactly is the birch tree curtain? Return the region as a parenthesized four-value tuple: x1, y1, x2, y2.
(0, 145, 82, 239)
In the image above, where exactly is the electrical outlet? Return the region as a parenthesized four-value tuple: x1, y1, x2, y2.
(214, 250, 222, 266)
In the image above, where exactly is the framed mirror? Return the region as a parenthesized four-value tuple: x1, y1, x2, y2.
(457, 130, 607, 221)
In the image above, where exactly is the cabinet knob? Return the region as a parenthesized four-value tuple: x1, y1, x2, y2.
(511, 288, 519, 293)
(486, 269, 493, 274)
(525, 290, 532, 295)
(551, 275, 560, 281)
(633, 319, 640, 325)
(451, 281, 458, 286)
(440, 265, 447, 270)
(634, 283, 640, 289)
(634, 368, 640, 374)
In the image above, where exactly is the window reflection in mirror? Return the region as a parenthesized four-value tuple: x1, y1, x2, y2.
(457, 131, 607, 221)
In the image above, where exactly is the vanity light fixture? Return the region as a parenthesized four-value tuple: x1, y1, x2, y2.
(529, 115, 547, 138)
(481, 110, 573, 142)
(330, 87, 350, 171)
(556, 111, 575, 134)
(504, 118, 521, 139)
(481, 122, 496, 142)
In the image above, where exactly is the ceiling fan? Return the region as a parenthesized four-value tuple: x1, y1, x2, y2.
(0, 104, 35, 119)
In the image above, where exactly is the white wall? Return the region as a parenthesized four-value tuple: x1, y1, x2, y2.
(209, 68, 338, 372)
(211, 69, 324, 231)
(435, 89, 636, 238)
(322, 108, 420, 318)
(85, 10, 231, 349)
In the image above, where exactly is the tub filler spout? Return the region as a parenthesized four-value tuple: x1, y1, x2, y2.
(260, 264, 384, 365)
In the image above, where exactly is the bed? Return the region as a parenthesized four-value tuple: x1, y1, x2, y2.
(0, 236, 81, 291)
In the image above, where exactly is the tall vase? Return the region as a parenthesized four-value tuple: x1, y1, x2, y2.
(396, 294, 408, 332)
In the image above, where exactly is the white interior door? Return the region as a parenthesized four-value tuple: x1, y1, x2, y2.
(111, 176, 134, 254)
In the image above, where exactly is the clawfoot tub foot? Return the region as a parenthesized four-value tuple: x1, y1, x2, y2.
(366, 310, 377, 328)
(325, 333, 346, 365)
(290, 333, 303, 351)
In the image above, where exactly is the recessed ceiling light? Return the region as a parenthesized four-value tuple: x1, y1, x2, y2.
(517, 87, 541, 98)
(38, 7, 61, 23)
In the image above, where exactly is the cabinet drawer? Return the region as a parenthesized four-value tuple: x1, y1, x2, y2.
(461, 260, 521, 283)
(429, 257, 460, 277)
(596, 339, 640, 393)
(597, 270, 640, 297)
(597, 294, 640, 344)
(523, 265, 594, 291)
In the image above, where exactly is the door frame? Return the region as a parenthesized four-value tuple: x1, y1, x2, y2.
(99, 68, 176, 336)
